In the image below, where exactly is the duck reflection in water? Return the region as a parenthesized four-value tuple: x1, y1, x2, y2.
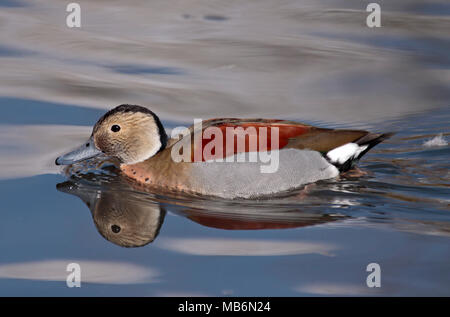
(56, 162, 350, 248)
(57, 179, 166, 248)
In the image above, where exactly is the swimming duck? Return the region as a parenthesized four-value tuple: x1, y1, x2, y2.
(56, 104, 392, 199)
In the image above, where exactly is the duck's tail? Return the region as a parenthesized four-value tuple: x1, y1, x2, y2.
(326, 132, 394, 172)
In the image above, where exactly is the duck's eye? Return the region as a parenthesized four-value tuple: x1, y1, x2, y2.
(111, 125, 121, 132)
(111, 224, 121, 233)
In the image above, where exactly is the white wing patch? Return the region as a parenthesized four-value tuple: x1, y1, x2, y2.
(326, 143, 368, 165)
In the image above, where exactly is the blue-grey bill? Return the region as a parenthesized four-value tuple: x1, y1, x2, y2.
(55, 137, 102, 165)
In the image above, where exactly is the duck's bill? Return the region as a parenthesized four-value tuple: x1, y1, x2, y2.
(55, 137, 102, 165)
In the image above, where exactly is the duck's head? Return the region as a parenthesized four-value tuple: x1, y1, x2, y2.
(56, 104, 168, 165)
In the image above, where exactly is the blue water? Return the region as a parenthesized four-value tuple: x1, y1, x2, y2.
(0, 0, 449, 296)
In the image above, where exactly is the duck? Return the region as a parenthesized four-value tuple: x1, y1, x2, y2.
(56, 104, 393, 199)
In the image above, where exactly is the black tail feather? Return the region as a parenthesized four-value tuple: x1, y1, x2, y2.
(354, 132, 395, 160)
(328, 132, 394, 172)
